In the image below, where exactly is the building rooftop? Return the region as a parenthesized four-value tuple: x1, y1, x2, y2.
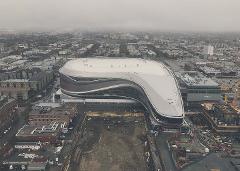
(29, 71, 48, 81)
(34, 102, 61, 109)
(176, 71, 219, 87)
(3, 151, 48, 166)
(2, 79, 29, 82)
(10, 59, 28, 66)
(60, 57, 184, 119)
(30, 107, 71, 116)
(199, 66, 221, 74)
(215, 103, 239, 115)
(202, 102, 239, 115)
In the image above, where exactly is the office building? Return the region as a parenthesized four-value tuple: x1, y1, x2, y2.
(203, 45, 214, 56)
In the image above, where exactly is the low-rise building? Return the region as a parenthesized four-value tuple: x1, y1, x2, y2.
(14, 142, 42, 151)
(201, 102, 240, 133)
(29, 103, 77, 126)
(176, 71, 222, 107)
(237, 80, 240, 100)
(0, 79, 30, 100)
(0, 69, 54, 101)
(29, 71, 54, 91)
(2, 152, 48, 171)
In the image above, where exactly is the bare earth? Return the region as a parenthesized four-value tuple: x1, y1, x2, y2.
(79, 121, 147, 171)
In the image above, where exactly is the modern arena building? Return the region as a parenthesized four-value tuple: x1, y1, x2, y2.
(59, 58, 184, 127)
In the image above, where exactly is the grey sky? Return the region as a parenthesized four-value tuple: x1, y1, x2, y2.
(0, 0, 240, 32)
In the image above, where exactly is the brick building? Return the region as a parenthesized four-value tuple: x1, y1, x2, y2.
(28, 104, 77, 126)
(0, 96, 18, 132)
(0, 68, 54, 100)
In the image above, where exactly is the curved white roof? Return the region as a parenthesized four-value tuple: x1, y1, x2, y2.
(60, 57, 184, 118)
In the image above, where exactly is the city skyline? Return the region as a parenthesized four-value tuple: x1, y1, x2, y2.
(0, 0, 239, 169)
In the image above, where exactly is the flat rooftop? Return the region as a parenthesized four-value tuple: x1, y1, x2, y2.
(2, 79, 29, 82)
(34, 102, 62, 108)
(177, 71, 219, 87)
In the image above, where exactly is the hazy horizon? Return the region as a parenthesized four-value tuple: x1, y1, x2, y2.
(1, 0, 240, 32)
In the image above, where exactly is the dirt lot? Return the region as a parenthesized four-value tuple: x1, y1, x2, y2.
(78, 118, 147, 171)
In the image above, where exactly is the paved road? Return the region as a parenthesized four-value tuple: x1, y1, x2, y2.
(0, 107, 27, 146)
(156, 133, 178, 171)
(66, 104, 87, 171)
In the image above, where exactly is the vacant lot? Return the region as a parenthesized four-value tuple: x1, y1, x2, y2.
(78, 118, 147, 171)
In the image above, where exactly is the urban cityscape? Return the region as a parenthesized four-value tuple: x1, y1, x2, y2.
(0, 31, 239, 171)
(0, 0, 240, 171)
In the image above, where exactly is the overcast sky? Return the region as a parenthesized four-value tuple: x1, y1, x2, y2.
(0, 0, 240, 32)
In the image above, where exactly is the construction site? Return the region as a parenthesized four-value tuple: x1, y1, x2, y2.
(79, 116, 147, 171)
(65, 103, 154, 171)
